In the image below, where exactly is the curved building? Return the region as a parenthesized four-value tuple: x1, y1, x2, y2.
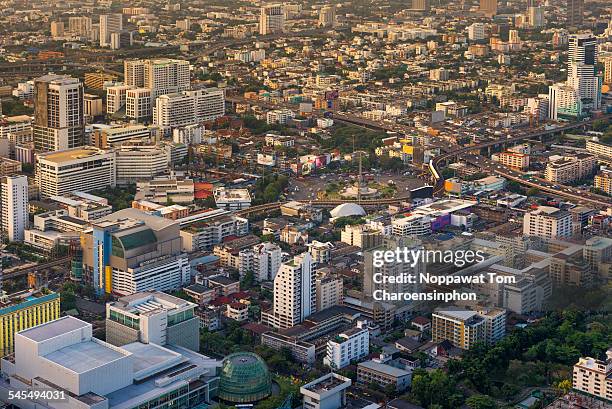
(218, 352, 272, 403)
(330, 203, 366, 218)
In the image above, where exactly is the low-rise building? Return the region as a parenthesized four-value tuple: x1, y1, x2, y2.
(357, 361, 411, 392)
(213, 187, 251, 211)
(300, 373, 351, 409)
(323, 321, 369, 370)
(572, 348, 612, 402)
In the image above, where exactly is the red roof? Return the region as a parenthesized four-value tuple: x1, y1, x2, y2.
(412, 316, 431, 325)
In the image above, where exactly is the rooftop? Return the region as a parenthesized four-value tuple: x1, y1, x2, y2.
(37, 146, 110, 164)
(44, 339, 128, 374)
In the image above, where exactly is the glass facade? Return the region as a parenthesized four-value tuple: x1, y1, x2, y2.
(109, 309, 140, 330)
(168, 308, 195, 326)
(218, 352, 272, 403)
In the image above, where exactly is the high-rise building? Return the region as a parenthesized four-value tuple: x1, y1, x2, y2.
(479, 0, 497, 17)
(549, 34, 601, 119)
(153, 88, 225, 131)
(82, 209, 189, 296)
(318, 5, 336, 27)
(114, 140, 170, 183)
(125, 88, 152, 120)
(106, 84, 132, 114)
(432, 307, 506, 349)
(259, 4, 284, 35)
(523, 206, 573, 239)
(106, 290, 199, 351)
(35, 147, 116, 197)
(0, 175, 29, 242)
(261, 252, 314, 329)
(605, 56, 612, 85)
(594, 168, 612, 195)
(568, 0, 584, 27)
(99, 14, 123, 47)
(315, 271, 343, 312)
(33, 74, 84, 152)
(467, 23, 486, 41)
(124, 59, 146, 88)
(68, 16, 92, 36)
(238, 242, 282, 281)
(0, 290, 60, 356)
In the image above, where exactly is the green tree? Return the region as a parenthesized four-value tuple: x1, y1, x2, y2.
(465, 394, 497, 409)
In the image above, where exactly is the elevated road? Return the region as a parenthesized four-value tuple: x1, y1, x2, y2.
(429, 114, 612, 209)
(2, 257, 71, 280)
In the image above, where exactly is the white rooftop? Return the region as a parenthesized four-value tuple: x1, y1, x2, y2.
(44, 339, 129, 374)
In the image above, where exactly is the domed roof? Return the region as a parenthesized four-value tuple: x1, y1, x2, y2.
(218, 352, 272, 403)
(330, 203, 366, 218)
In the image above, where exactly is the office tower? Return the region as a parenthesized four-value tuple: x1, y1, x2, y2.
(523, 206, 572, 239)
(68, 16, 92, 36)
(467, 23, 485, 41)
(259, 4, 284, 35)
(106, 290, 199, 351)
(262, 252, 314, 329)
(81, 208, 189, 296)
(50, 21, 64, 38)
(509, 29, 521, 44)
(35, 147, 116, 197)
(605, 57, 612, 84)
(548, 83, 581, 120)
(479, 0, 497, 17)
(3, 316, 219, 408)
(99, 14, 123, 47)
(153, 88, 225, 131)
(33, 74, 84, 152)
(0, 175, 28, 242)
(318, 5, 336, 27)
(568, 0, 584, 27)
(411, 0, 430, 11)
(0, 290, 60, 356)
(569, 34, 597, 65)
(125, 88, 152, 120)
(106, 84, 132, 114)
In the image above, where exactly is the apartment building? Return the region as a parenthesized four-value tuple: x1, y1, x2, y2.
(35, 147, 116, 198)
(357, 361, 411, 392)
(153, 88, 225, 131)
(125, 88, 152, 120)
(586, 139, 611, 158)
(323, 321, 369, 370)
(114, 141, 170, 184)
(180, 212, 249, 252)
(523, 206, 572, 239)
(33, 74, 84, 152)
(492, 151, 530, 170)
(432, 309, 486, 350)
(261, 253, 315, 329)
(0, 175, 28, 242)
(594, 168, 612, 195)
(340, 224, 383, 250)
(315, 271, 343, 312)
(91, 124, 150, 148)
(572, 349, 612, 402)
(545, 154, 596, 184)
(238, 242, 282, 281)
(260, 4, 284, 35)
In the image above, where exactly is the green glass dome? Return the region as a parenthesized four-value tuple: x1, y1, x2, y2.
(218, 352, 272, 403)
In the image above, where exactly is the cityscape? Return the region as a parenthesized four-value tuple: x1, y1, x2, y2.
(0, 0, 611, 408)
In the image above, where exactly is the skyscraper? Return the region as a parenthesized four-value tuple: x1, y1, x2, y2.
(33, 74, 84, 152)
(0, 175, 28, 242)
(411, 0, 431, 11)
(604, 56, 612, 85)
(99, 14, 123, 47)
(568, 0, 584, 27)
(259, 4, 284, 35)
(549, 34, 601, 119)
(261, 252, 314, 329)
(479, 0, 498, 17)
